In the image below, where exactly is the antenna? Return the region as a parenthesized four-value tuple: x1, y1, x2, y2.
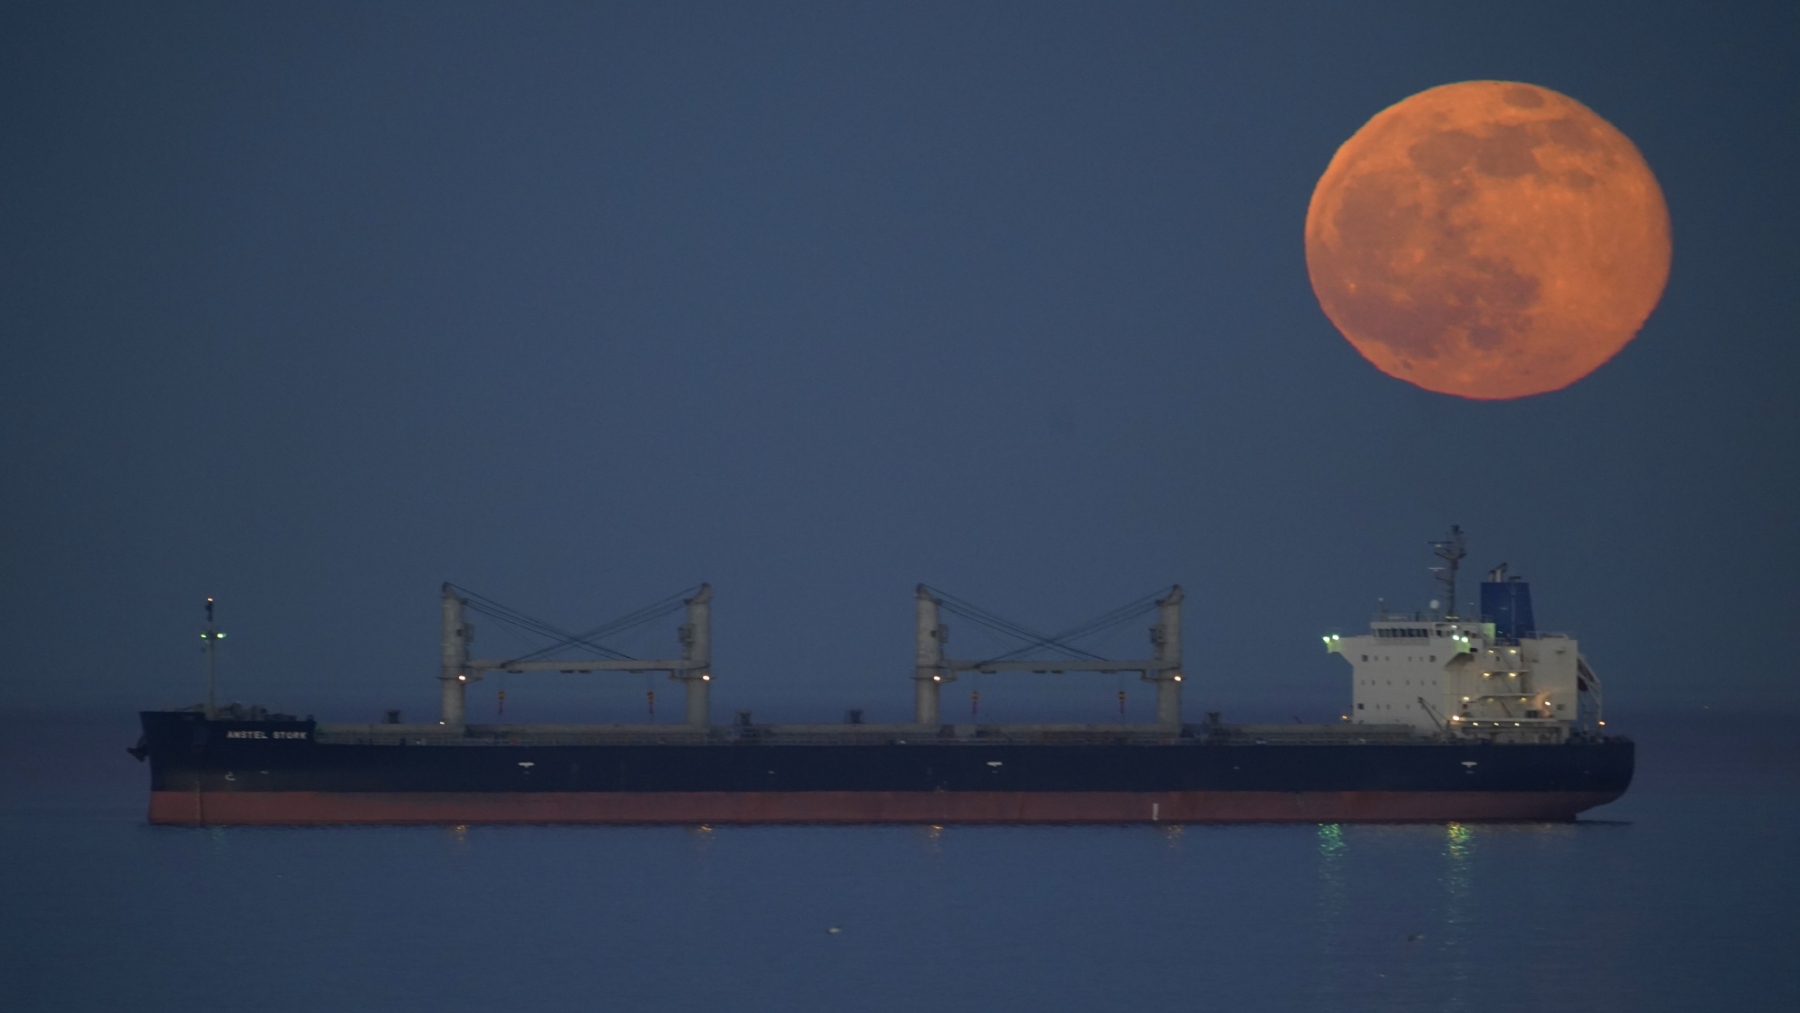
(1429, 526, 1466, 618)
(201, 597, 226, 717)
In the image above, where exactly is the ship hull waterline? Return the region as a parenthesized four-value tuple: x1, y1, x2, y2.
(148, 788, 1625, 826)
(138, 711, 1634, 826)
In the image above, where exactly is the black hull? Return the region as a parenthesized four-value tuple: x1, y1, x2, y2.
(136, 711, 1635, 825)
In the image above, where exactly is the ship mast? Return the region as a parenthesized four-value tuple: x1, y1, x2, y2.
(1429, 526, 1466, 618)
(200, 597, 226, 717)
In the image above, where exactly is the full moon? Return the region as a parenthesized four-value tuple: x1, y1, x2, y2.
(1305, 81, 1670, 400)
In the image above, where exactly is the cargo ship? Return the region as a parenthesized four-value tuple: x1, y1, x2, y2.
(132, 530, 1632, 825)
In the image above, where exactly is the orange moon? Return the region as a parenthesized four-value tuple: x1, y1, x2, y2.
(1305, 81, 1670, 399)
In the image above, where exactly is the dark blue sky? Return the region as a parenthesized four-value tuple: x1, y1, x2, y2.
(3, 2, 1794, 722)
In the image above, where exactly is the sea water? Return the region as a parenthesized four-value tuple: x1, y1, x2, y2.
(2, 709, 1794, 1012)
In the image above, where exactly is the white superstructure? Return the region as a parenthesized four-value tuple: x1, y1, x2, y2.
(1323, 532, 1605, 744)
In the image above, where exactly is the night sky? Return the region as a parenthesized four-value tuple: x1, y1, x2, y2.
(4, 2, 1794, 723)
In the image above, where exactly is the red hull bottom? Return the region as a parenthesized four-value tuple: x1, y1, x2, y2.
(149, 790, 1624, 826)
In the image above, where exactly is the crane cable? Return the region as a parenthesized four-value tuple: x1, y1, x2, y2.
(449, 584, 701, 665)
(922, 585, 1174, 667)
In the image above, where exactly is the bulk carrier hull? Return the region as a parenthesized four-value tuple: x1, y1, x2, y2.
(137, 711, 1634, 826)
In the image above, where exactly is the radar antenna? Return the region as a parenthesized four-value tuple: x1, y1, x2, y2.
(1429, 526, 1467, 618)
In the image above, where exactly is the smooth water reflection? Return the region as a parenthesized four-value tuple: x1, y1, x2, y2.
(3, 806, 1794, 1012)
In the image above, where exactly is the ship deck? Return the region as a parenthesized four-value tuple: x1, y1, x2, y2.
(310, 721, 1444, 748)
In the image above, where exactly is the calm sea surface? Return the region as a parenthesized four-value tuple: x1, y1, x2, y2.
(3, 709, 1795, 1012)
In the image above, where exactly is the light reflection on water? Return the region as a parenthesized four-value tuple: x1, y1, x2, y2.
(1314, 823, 1350, 1006)
(1440, 823, 1472, 1010)
(1298, 819, 1640, 1009)
(919, 823, 944, 852)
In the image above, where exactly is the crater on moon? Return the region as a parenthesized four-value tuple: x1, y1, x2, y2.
(1305, 81, 1670, 400)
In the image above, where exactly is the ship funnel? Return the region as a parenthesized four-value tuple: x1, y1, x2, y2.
(1480, 574, 1535, 639)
